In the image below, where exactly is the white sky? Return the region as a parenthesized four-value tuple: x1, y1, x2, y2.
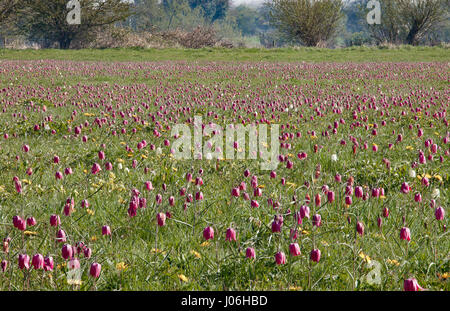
(232, 0, 266, 6)
(232, 0, 355, 4)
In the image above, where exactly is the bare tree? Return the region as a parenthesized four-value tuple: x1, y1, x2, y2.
(19, 0, 132, 49)
(367, 0, 405, 44)
(399, 0, 449, 45)
(368, 0, 449, 45)
(267, 0, 344, 47)
(0, 0, 21, 47)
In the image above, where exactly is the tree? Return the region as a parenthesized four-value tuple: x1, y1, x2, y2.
(188, 0, 230, 23)
(161, 0, 207, 30)
(229, 5, 258, 35)
(267, 0, 344, 47)
(337, 0, 373, 47)
(0, 0, 19, 23)
(366, 0, 404, 44)
(128, 0, 164, 32)
(421, 9, 450, 44)
(367, 0, 449, 45)
(1, 0, 21, 46)
(19, 0, 132, 49)
(399, 0, 449, 45)
(342, 0, 367, 34)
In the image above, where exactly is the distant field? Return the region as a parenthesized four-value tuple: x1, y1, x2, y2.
(1, 46, 449, 62)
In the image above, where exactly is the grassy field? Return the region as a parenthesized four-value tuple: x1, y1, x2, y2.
(1, 45, 450, 62)
(0, 49, 448, 291)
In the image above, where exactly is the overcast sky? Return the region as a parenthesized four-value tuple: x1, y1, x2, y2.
(232, 0, 354, 5)
(232, 0, 266, 6)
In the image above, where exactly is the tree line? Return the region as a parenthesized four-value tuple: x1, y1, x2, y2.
(0, 0, 448, 49)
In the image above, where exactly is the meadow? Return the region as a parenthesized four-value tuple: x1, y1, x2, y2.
(1, 45, 450, 62)
(0, 48, 448, 291)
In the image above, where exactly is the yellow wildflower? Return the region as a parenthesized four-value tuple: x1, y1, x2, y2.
(190, 250, 201, 259)
(433, 175, 443, 182)
(116, 262, 128, 272)
(178, 274, 189, 282)
(438, 272, 448, 280)
(151, 248, 166, 254)
(359, 251, 371, 264)
(417, 173, 432, 180)
(386, 259, 400, 266)
(286, 182, 297, 188)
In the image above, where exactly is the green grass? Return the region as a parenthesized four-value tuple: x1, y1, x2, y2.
(1, 45, 449, 62)
(0, 56, 448, 291)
